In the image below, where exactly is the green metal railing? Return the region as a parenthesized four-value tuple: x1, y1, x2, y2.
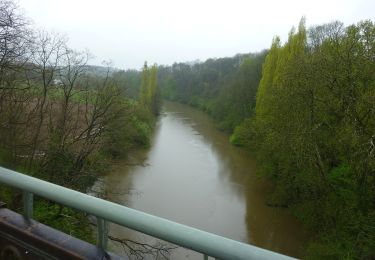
(0, 166, 296, 260)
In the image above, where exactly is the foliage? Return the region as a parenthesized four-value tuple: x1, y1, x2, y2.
(158, 53, 267, 132)
(140, 62, 162, 115)
(33, 200, 95, 244)
(0, 0, 156, 248)
(230, 118, 254, 146)
(251, 19, 375, 259)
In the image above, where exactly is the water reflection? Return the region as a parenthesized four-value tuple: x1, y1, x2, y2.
(102, 101, 308, 258)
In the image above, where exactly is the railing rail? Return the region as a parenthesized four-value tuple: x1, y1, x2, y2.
(0, 166, 295, 260)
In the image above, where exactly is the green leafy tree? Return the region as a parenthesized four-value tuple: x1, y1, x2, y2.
(139, 62, 162, 115)
(252, 19, 375, 259)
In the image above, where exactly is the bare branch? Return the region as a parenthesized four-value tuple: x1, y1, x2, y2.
(108, 235, 178, 260)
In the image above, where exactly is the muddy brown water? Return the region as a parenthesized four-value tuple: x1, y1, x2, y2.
(98, 101, 309, 259)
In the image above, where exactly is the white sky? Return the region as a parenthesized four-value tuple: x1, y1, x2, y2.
(18, 0, 374, 70)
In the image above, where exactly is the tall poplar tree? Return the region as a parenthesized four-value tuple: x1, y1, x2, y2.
(140, 61, 149, 107)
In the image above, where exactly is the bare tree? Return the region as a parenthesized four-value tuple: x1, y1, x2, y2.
(25, 30, 66, 172)
(67, 71, 124, 189)
(0, 0, 31, 88)
(54, 47, 91, 149)
(0, 0, 32, 170)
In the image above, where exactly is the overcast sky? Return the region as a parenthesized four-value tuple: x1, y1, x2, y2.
(18, 0, 374, 70)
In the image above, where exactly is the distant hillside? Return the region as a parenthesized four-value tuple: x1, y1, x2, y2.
(83, 65, 121, 77)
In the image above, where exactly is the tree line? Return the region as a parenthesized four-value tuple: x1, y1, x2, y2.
(157, 18, 375, 259)
(158, 52, 267, 131)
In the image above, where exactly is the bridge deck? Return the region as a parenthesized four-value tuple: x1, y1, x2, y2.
(0, 204, 123, 260)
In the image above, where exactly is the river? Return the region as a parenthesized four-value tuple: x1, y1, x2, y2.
(98, 101, 309, 259)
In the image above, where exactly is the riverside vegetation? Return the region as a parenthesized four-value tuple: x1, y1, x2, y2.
(0, 0, 161, 243)
(157, 19, 375, 259)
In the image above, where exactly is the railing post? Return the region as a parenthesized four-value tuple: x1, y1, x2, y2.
(97, 217, 108, 250)
(203, 254, 208, 260)
(23, 191, 33, 218)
